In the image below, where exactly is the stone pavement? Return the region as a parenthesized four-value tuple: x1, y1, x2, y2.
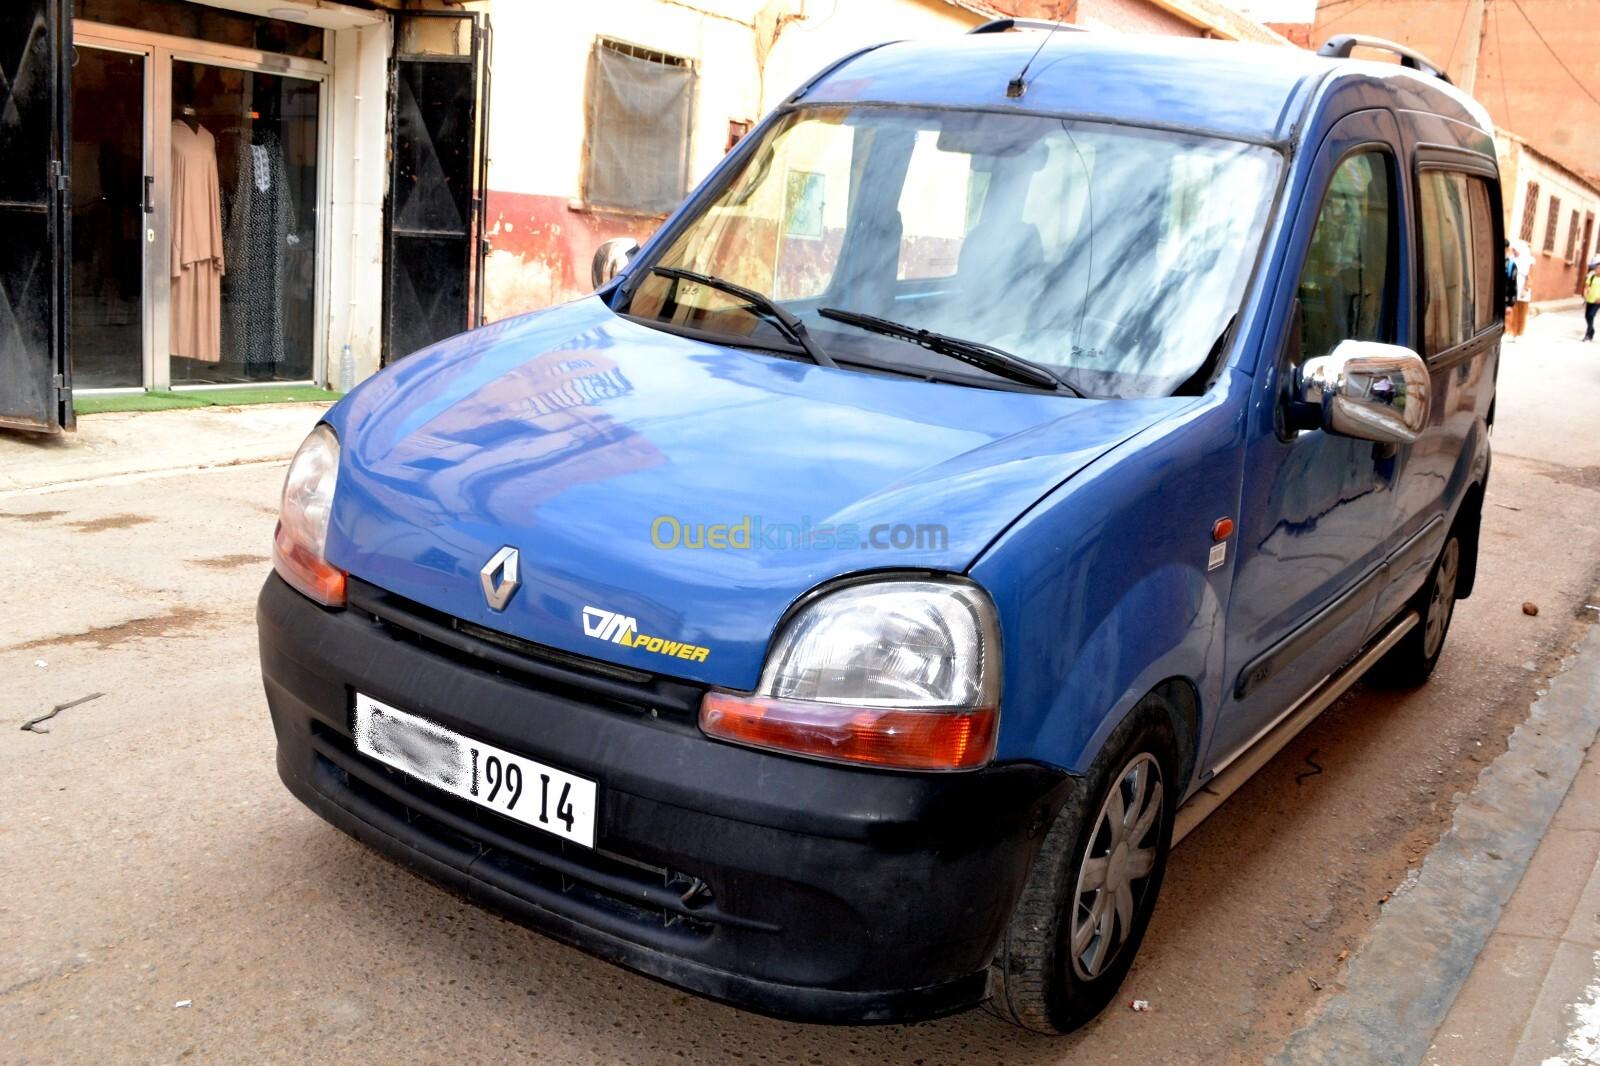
(1425, 714, 1600, 1066)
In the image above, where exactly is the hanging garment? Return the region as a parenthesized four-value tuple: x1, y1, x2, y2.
(222, 129, 296, 368)
(169, 120, 225, 363)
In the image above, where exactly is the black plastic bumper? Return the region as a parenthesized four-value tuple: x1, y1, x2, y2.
(258, 573, 1073, 1024)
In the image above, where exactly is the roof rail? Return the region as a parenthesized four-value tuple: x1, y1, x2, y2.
(969, 18, 1089, 35)
(1317, 34, 1452, 84)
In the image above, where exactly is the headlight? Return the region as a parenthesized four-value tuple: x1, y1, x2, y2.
(272, 424, 346, 607)
(700, 580, 1000, 770)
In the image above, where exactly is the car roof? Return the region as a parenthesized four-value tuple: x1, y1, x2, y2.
(795, 32, 1489, 145)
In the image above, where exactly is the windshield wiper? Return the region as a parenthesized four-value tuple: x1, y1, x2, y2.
(816, 308, 1080, 395)
(651, 267, 837, 369)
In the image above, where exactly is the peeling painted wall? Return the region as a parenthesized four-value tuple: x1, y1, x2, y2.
(476, 0, 982, 322)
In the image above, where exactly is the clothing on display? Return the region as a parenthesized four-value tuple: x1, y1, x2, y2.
(169, 117, 225, 363)
(222, 127, 297, 371)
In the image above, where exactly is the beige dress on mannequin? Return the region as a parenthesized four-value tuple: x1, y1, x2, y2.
(170, 120, 225, 363)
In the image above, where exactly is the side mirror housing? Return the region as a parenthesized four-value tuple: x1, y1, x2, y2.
(1293, 339, 1430, 444)
(591, 237, 641, 289)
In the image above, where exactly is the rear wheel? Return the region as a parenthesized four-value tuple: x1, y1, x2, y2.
(989, 697, 1177, 1033)
(1370, 534, 1461, 687)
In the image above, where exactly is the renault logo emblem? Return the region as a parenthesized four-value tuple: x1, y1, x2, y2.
(480, 546, 520, 611)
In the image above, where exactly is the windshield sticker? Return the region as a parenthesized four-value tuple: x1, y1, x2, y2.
(581, 605, 711, 663)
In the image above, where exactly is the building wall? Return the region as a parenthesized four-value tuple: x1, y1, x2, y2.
(325, 19, 391, 386)
(1077, 0, 1196, 37)
(1309, 0, 1600, 181)
(1499, 133, 1600, 302)
(477, 0, 983, 321)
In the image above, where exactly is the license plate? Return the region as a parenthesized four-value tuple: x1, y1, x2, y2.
(353, 693, 598, 848)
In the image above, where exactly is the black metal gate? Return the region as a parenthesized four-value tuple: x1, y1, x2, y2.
(0, 0, 72, 432)
(383, 11, 492, 364)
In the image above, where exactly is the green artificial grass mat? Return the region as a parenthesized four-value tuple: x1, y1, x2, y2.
(75, 386, 343, 415)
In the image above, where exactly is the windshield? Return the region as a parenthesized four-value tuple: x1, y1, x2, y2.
(625, 106, 1281, 398)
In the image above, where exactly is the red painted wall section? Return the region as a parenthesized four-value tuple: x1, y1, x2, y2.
(482, 191, 663, 322)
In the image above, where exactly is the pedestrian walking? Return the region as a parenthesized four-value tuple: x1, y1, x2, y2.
(1507, 239, 1534, 341)
(1585, 256, 1600, 341)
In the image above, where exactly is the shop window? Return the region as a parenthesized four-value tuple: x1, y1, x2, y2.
(168, 60, 320, 383)
(584, 39, 695, 215)
(77, 0, 324, 60)
(1519, 182, 1540, 243)
(1292, 152, 1394, 365)
(1544, 195, 1562, 254)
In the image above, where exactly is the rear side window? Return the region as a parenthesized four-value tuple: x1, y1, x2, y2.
(1419, 170, 1498, 355)
(1294, 152, 1394, 364)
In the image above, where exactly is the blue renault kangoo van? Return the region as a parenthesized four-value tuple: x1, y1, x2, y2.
(260, 24, 1498, 1033)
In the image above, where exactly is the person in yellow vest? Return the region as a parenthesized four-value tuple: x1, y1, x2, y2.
(1586, 256, 1600, 342)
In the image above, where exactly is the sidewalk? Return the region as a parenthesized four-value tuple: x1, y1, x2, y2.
(0, 402, 328, 497)
(1425, 738, 1600, 1065)
(1277, 619, 1600, 1065)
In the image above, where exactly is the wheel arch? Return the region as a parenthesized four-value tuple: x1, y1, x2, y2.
(1453, 477, 1486, 600)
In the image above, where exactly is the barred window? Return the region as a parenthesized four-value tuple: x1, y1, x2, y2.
(1544, 195, 1562, 254)
(584, 39, 695, 215)
(1567, 209, 1582, 263)
(1519, 182, 1539, 242)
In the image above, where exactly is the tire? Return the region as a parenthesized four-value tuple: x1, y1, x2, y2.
(988, 695, 1178, 1034)
(1369, 533, 1461, 688)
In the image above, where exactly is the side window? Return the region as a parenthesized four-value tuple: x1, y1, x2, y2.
(1468, 179, 1498, 332)
(1419, 170, 1498, 354)
(1294, 152, 1393, 365)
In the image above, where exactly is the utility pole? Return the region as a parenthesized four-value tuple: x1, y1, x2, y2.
(1458, 0, 1490, 98)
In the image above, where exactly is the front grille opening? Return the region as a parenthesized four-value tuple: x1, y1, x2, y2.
(344, 578, 706, 724)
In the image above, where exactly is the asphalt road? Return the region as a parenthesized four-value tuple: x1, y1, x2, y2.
(5, 309, 1600, 1065)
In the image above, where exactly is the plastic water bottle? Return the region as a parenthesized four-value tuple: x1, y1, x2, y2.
(338, 343, 354, 393)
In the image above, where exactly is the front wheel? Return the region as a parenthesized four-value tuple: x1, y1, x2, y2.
(988, 698, 1177, 1033)
(1369, 534, 1461, 687)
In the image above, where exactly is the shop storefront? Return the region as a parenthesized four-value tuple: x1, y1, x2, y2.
(0, 0, 491, 433)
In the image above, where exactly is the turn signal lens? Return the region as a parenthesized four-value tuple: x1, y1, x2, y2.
(700, 693, 998, 771)
(273, 423, 346, 607)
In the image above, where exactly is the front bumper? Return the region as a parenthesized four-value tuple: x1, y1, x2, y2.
(258, 573, 1072, 1024)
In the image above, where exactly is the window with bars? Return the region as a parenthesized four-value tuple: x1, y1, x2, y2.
(1544, 195, 1562, 254)
(583, 38, 696, 215)
(1568, 209, 1582, 263)
(1519, 182, 1540, 242)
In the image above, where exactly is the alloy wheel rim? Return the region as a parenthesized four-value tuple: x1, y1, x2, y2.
(1423, 539, 1460, 660)
(1069, 752, 1164, 982)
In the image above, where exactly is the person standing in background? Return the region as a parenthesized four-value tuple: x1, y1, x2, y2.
(1504, 239, 1518, 328)
(1585, 255, 1600, 342)
(1507, 239, 1535, 341)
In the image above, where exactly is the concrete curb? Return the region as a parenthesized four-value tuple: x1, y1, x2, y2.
(1274, 624, 1600, 1065)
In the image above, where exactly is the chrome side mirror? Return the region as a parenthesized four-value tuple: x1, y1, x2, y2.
(1295, 339, 1430, 444)
(591, 237, 640, 289)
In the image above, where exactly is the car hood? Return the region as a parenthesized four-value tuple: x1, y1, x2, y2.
(324, 298, 1175, 688)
